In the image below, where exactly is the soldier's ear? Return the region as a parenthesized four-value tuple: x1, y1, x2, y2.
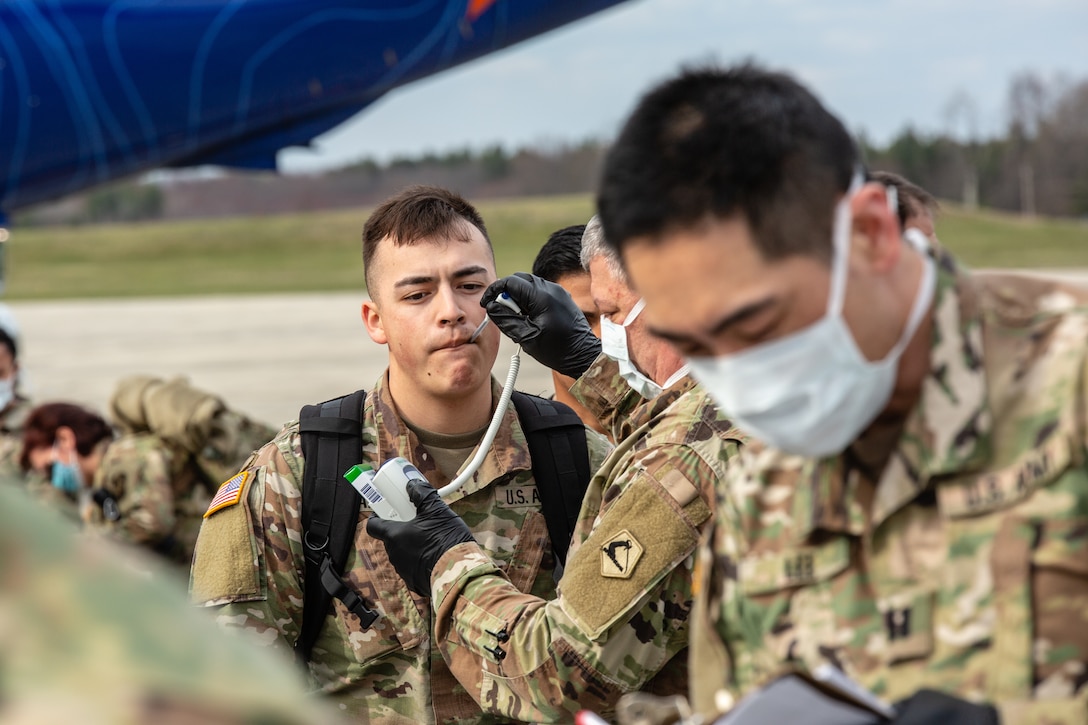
(362, 301, 388, 345)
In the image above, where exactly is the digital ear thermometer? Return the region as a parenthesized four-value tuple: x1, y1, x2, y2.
(350, 292, 524, 521)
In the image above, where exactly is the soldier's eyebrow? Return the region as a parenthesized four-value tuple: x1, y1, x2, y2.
(394, 275, 435, 289)
(451, 265, 488, 280)
(648, 296, 777, 344)
(393, 265, 488, 289)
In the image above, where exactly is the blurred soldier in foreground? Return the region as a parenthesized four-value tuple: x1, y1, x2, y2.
(368, 216, 744, 721)
(0, 482, 343, 724)
(531, 223, 609, 437)
(597, 62, 1088, 722)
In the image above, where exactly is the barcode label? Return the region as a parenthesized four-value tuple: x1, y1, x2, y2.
(360, 482, 384, 504)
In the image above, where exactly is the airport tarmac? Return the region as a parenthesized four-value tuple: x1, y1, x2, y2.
(11, 292, 555, 428)
(10, 267, 1088, 429)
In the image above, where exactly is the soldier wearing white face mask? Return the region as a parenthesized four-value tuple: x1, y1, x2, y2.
(595, 63, 1088, 725)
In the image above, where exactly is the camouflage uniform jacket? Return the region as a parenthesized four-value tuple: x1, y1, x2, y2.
(429, 354, 744, 721)
(190, 372, 612, 724)
(0, 482, 346, 724)
(84, 432, 213, 566)
(0, 393, 31, 437)
(690, 248, 1088, 723)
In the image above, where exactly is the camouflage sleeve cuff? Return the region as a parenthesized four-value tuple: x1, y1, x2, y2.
(431, 541, 504, 612)
(570, 354, 625, 419)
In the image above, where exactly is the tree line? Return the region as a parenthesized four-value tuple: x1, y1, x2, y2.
(16, 71, 1087, 225)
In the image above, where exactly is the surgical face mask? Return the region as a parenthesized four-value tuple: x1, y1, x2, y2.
(50, 442, 84, 495)
(0, 377, 14, 410)
(601, 299, 689, 399)
(686, 174, 937, 458)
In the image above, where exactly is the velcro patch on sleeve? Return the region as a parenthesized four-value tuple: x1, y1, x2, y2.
(204, 471, 249, 518)
(559, 471, 706, 640)
(190, 470, 261, 604)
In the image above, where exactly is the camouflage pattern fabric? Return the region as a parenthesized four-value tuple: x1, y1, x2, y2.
(85, 432, 215, 567)
(0, 481, 345, 724)
(190, 372, 612, 723)
(0, 395, 34, 484)
(0, 393, 31, 436)
(428, 356, 744, 722)
(109, 374, 279, 487)
(689, 247, 1088, 723)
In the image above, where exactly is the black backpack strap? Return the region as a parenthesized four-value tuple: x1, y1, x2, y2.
(295, 390, 379, 664)
(510, 391, 592, 567)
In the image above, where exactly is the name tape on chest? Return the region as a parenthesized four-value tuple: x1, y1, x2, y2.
(204, 470, 250, 518)
(496, 483, 541, 509)
(937, 435, 1069, 517)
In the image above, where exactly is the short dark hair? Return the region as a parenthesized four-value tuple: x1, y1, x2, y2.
(0, 328, 16, 359)
(598, 63, 858, 262)
(20, 402, 113, 471)
(868, 170, 939, 229)
(532, 224, 587, 282)
(362, 185, 492, 292)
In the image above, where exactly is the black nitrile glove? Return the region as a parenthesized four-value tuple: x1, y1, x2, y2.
(892, 690, 999, 724)
(365, 480, 475, 597)
(481, 272, 601, 379)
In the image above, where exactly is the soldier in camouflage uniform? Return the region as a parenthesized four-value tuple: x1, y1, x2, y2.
(189, 185, 611, 723)
(368, 217, 744, 721)
(0, 480, 345, 724)
(0, 326, 33, 481)
(596, 63, 1088, 722)
(21, 401, 241, 567)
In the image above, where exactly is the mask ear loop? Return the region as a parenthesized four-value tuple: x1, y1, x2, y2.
(826, 171, 866, 318)
(882, 233, 937, 362)
(622, 298, 647, 328)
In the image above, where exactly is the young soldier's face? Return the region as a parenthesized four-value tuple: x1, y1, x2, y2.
(362, 227, 499, 401)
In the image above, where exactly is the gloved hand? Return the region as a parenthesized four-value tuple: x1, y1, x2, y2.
(365, 480, 475, 597)
(891, 690, 999, 724)
(481, 272, 601, 379)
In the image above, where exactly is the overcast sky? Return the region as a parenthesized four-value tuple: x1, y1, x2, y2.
(277, 0, 1088, 174)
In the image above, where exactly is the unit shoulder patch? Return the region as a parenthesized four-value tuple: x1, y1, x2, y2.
(600, 528, 643, 579)
(204, 471, 250, 518)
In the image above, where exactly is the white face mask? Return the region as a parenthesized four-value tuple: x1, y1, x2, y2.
(0, 377, 13, 411)
(601, 299, 689, 399)
(686, 174, 937, 458)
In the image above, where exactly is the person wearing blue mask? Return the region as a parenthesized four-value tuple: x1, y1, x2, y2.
(20, 401, 220, 569)
(19, 402, 111, 522)
(592, 63, 1088, 724)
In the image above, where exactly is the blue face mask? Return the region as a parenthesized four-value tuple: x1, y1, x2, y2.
(50, 444, 83, 494)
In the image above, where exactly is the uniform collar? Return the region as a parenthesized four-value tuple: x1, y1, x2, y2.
(796, 247, 993, 537)
(368, 372, 531, 504)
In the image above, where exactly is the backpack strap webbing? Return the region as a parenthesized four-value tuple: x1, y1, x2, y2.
(295, 390, 378, 664)
(294, 389, 593, 664)
(510, 391, 592, 567)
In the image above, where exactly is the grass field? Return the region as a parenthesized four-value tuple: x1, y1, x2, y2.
(6, 193, 1086, 300)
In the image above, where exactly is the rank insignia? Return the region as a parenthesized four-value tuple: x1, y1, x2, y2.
(600, 529, 643, 579)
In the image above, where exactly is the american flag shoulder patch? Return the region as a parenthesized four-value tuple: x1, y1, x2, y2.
(204, 471, 250, 518)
